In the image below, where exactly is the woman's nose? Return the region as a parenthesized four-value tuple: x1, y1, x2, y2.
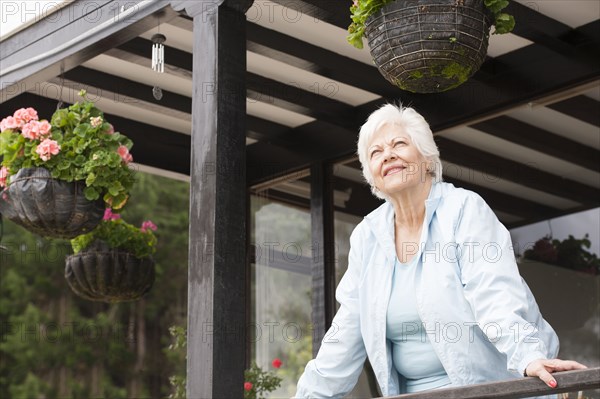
(382, 147, 397, 162)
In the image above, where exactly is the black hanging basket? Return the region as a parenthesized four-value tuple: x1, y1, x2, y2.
(0, 168, 104, 239)
(65, 241, 155, 303)
(364, 0, 493, 93)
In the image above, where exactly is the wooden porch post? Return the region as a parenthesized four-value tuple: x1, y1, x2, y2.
(169, 1, 253, 397)
(310, 162, 336, 355)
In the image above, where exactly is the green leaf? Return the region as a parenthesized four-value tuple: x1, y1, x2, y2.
(86, 173, 96, 186)
(74, 154, 86, 165)
(493, 13, 515, 34)
(108, 181, 123, 196)
(73, 123, 91, 137)
(57, 161, 71, 170)
(51, 109, 69, 127)
(83, 186, 99, 201)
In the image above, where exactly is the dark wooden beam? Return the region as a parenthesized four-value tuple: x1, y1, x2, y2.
(327, 168, 576, 229)
(0, 0, 177, 102)
(505, 202, 600, 229)
(247, 119, 357, 186)
(248, 26, 600, 187)
(171, 0, 254, 16)
(247, 115, 290, 141)
(64, 66, 192, 114)
(436, 137, 599, 206)
(270, 0, 600, 60)
(118, 36, 359, 129)
(114, 21, 599, 152)
(506, 1, 590, 56)
(470, 116, 600, 172)
(248, 19, 600, 186)
(546, 95, 600, 127)
(247, 72, 356, 128)
(359, 23, 600, 131)
(310, 162, 336, 355)
(100, 117, 190, 176)
(443, 177, 559, 221)
(245, 21, 396, 98)
(181, 2, 249, 398)
(267, 0, 348, 29)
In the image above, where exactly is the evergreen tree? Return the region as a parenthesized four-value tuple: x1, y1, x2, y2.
(0, 172, 190, 398)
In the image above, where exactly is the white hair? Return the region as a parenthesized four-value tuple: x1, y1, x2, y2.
(356, 103, 443, 199)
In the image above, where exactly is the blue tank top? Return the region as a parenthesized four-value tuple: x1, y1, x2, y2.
(386, 255, 451, 393)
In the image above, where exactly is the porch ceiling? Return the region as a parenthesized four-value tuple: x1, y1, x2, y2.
(1, 0, 598, 228)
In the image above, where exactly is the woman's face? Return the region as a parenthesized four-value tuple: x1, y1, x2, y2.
(367, 123, 430, 197)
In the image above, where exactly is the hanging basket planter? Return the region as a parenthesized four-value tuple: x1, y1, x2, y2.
(364, 0, 493, 93)
(0, 168, 104, 239)
(65, 240, 155, 303)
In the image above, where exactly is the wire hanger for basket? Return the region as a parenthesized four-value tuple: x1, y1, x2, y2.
(56, 63, 65, 110)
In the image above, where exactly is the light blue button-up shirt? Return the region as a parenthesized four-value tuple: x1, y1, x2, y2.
(295, 182, 559, 398)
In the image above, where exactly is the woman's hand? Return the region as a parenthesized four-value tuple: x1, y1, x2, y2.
(525, 358, 587, 388)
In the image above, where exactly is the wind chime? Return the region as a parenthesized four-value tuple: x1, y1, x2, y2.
(151, 32, 166, 100)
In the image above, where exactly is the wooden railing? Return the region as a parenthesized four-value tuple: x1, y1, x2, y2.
(381, 368, 600, 399)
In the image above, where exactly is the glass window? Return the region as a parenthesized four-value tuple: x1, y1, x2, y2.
(250, 192, 313, 398)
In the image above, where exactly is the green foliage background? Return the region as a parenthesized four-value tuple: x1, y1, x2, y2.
(0, 172, 189, 398)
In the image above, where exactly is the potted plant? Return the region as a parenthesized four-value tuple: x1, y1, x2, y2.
(244, 358, 283, 399)
(165, 326, 284, 399)
(0, 90, 136, 238)
(347, 0, 515, 93)
(518, 234, 600, 330)
(64, 209, 158, 303)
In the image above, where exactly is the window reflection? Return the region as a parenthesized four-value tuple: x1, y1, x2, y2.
(250, 194, 313, 398)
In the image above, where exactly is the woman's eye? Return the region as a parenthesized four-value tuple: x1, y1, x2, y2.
(394, 141, 406, 147)
(370, 149, 380, 158)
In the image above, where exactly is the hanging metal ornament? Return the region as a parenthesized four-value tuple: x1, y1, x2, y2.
(152, 86, 163, 101)
(151, 33, 166, 100)
(151, 33, 166, 73)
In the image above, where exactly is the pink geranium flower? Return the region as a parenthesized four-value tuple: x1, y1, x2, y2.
(141, 220, 157, 233)
(21, 121, 38, 139)
(103, 208, 121, 221)
(13, 107, 38, 125)
(0, 166, 9, 188)
(35, 138, 61, 161)
(272, 358, 282, 369)
(0, 116, 19, 132)
(244, 382, 253, 391)
(21, 120, 52, 140)
(117, 145, 133, 164)
(38, 120, 52, 137)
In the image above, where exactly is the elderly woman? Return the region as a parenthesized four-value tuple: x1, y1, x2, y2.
(295, 104, 586, 397)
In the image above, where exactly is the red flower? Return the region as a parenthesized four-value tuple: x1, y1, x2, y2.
(272, 358, 282, 369)
(244, 382, 253, 391)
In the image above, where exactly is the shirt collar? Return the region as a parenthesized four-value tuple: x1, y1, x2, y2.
(363, 182, 443, 262)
